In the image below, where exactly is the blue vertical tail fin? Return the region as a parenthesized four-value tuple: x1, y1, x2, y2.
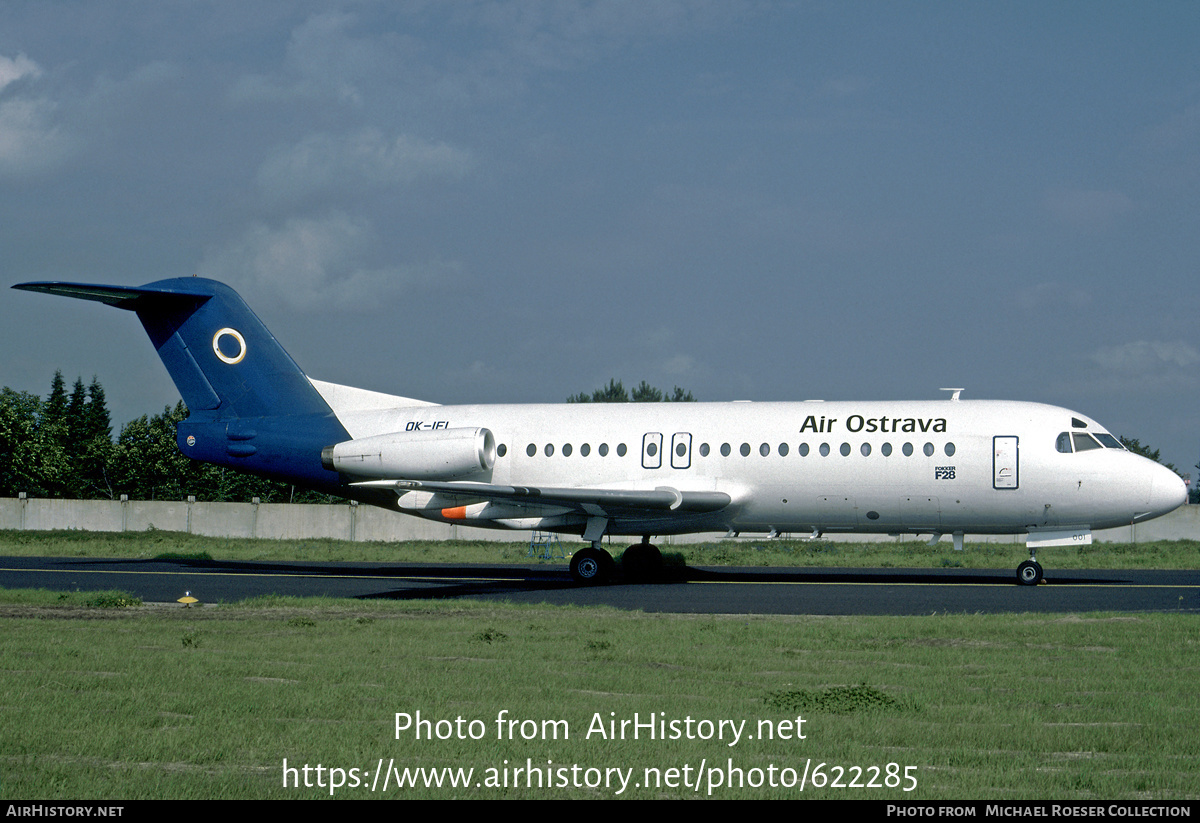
(14, 277, 332, 420)
(14, 277, 352, 492)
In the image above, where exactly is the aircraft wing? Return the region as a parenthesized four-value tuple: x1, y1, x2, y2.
(352, 479, 731, 516)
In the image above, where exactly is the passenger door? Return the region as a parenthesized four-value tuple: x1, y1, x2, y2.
(993, 436, 1019, 490)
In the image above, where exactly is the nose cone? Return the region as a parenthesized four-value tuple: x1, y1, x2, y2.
(1145, 461, 1188, 520)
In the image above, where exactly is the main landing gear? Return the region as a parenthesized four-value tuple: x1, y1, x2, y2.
(568, 539, 663, 585)
(621, 539, 663, 583)
(1016, 550, 1044, 586)
(569, 545, 615, 585)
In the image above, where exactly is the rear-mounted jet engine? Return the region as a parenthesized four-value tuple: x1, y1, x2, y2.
(322, 427, 496, 480)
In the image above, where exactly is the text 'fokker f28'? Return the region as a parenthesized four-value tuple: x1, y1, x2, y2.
(15, 278, 1186, 585)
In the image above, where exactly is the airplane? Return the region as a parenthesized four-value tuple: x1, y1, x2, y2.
(13, 277, 1188, 586)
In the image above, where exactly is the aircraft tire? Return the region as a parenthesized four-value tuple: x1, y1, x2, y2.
(1016, 560, 1043, 586)
(621, 542, 663, 583)
(570, 548, 609, 585)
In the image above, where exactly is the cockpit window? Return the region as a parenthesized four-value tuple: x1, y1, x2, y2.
(1071, 417, 1088, 429)
(1072, 432, 1102, 452)
(1095, 433, 1124, 449)
(1056, 432, 1072, 453)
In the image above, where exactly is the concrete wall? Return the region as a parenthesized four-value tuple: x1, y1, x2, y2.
(1, 495, 1196, 544)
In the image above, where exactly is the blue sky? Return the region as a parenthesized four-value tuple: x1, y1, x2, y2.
(1, 1, 1197, 477)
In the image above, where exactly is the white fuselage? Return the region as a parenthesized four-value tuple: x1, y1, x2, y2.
(320, 389, 1187, 539)
(23, 277, 1185, 562)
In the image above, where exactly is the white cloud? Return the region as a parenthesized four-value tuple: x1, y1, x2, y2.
(1016, 281, 1092, 312)
(229, 3, 748, 110)
(660, 354, 696, 376)
(0, 96, 77, 178)
(256, 129, 472, 203)
(0, 52, 75, 177)
(0, 53, 40, 92)
(198, 213, 461, 312)
(1090, 340, 1200, 372)
(229, 12, 382, 105)
(1042, 187, 1134, 229)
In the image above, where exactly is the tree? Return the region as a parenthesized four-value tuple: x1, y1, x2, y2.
(44, 371, 68, 432)
(77, 377, 114, 498)
(568, 379, 695, 403)
(630, 381, 662, 402)
(0, 388, 47, 497)
(66, 377, 87, 449)
(1, 372, 345, 503)
(111, 403, 193, 501)
(0, 383, 77, 498)
(84, 377, 111, 442)
(568, 379, 629, 403)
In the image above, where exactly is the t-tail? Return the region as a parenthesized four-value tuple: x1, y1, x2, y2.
(13, 277, 352, 494)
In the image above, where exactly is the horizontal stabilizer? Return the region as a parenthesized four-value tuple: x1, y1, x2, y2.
(13, 281, 210, 310)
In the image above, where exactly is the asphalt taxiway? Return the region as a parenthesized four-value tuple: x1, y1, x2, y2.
(2, 556, 1199, 614)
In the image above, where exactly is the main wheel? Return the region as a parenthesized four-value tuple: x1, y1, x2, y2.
(570, 547, 609, 585)
(621, 542, 663, 583)
(1016, 560, 1043, 586)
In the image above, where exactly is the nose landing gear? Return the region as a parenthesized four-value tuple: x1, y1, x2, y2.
(1016, 555, 1044, 586)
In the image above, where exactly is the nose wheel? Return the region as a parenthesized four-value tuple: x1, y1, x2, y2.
(1016, 559, 1043, 586)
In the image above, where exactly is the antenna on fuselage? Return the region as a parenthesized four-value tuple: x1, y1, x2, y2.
(940, 388, 964, 401)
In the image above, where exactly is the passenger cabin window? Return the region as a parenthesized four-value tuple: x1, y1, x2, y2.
(1072, 433, 1102, 452)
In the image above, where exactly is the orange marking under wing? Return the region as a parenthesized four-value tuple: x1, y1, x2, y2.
(441, 506, 467, 520)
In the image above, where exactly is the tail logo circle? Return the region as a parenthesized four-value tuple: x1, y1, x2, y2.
(212, 328, 247, 364)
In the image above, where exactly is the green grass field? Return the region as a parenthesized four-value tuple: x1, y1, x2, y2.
(2, 531, 1199, 800)
(3, 528, 1200, 571)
